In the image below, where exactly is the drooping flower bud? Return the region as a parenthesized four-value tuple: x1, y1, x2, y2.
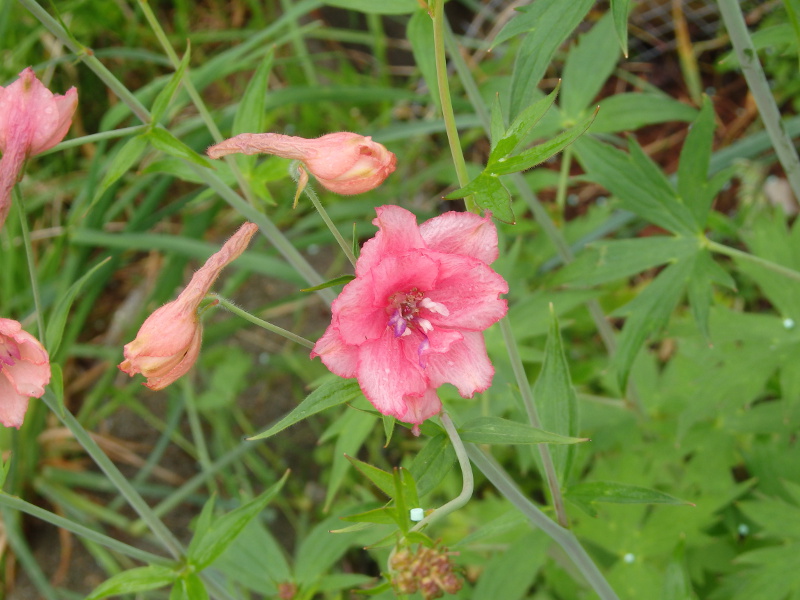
(207, 132, 396, 195)
(0, 318, 51, 429)
(0, 67, 78, 230)
(119, 222, 258, 390)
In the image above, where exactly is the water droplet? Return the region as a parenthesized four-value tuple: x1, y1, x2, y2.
(623, 553, 635, 564)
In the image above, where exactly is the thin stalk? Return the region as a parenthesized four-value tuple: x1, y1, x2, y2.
(15, 187, 45, 338)
(717, 0, 800, 201)
(706, 239, 800, 283)
(181, 378, 218, 496)
(409, 411, 474, 533)
(555, 146, 573, 215)
(432, 0, 478, 213)
(212, 294, 315, 349)
(0, 492, 173, 566)
(1, 507, 59, 600)
(43, 125, 148, 154)
(499, 319, 568, 528)
(39, 393, 184, 559)
(467, 445, 621, 600)
(300, 176, 357, 268)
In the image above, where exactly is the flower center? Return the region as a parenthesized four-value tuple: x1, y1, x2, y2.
(386, 289, 450, 368)
(0, 340, 20, 370)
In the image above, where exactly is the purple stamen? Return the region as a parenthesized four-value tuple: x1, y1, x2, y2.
(417, 336, 430, 368)
(388, 309, 407, 337)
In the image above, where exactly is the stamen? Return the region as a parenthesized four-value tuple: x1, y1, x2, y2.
(419, 297, 449, 316)
(417, 336, 430, 368)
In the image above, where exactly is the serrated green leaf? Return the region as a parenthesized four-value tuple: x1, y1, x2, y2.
(410, 433, 456, 497)
(459, 416, 586, 446)
(92, 134, 148, 205)
(249, 378, 363, 440)
(232, 49, 274, 135)
(489, 84, 560, 163)
(489, 109, 595, 176)
(301, 274, 355, 292)
(147, 127, 211, 168)
(534, 308, 580, 483)
(611, 0, 631, 56)
(151, 43, 191, 124)
(565, 481, 694, 506)
(346, 455, 394, 498)
(46, 257, 111, 357)
(188, 472, 288, 571)
(591, 93, 698, 134)
(86, 566, 178, 600)
(445, 173, 515, 224)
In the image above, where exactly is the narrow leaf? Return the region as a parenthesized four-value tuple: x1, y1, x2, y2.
(339, 506, 398, 525)
(678, 95, 718, 226)
(151, 43, 191, 124)
(346, 455, 395, 498)
(611, 0, 631, 56)
(565, 481, 694, 506)
(232, 49, 274, 135)
(86, 566, 178, 600)
(92, 134, 148, 205)
(301, 274, 355, 292)
(147, 127, 211, 168)
(444, 173, 515, 224)
(489, 84, 560, 163)
(459, 416, 586, 445)
(410, 433, 456, 497)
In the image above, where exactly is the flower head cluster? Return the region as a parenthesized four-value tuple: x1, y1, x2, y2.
(390, 544, 462, 600)
(0, 318, 51, 429)
(207, 132, 396, 195)
(0, 67, 78, 230)
(119, 222, 258, 390)
(312, 206, 507, 434)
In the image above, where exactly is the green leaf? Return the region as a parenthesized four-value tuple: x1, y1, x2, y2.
(147, 127, 211, 168)
(393, 467, 410, 533)
(249, 378, 363, 440)
(187, 472, 288, 570)
(398, 467, 420, 511)
(86, 566, 178, 600)
(407, 9, 437, 101)
(173, 575, 208, 600)
(565, 481, 694, 506)
(295, 514, 361, 585)
(410, 433, 456, 497)
(92, 134, 148, 205)
(323, 0, 418, 14)
(472, 531, 548, 600)
(489, 109, 595, 175)
(533, 307, 580, 483)
(687, 249, 735, 343)
(490, 93, 506, 151)
(611, 0, 631, 56)
(505, 0, 595, 118)
(591, 93, 698, 134)
(339, 505, 398, 525)
(444, 173, 515, 224)
(561, 14, 620, 119)
(346, 455, 394, 498)
(489, 84, 560, 163)
(325, 409, 376, 510)
(232, 49, 274, 135)
(459, 416, 586, 446)
(678, 95, 719, 226)
(49, 364, 65, 418)
(46, 257, 111, 357)
(151, 43, 191, 124)
(300, 274, 355, 292)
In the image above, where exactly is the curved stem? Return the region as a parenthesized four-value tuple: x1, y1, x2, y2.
(15, 187, 45, 339)
(706, 239, 800, 283)
(409, 411, 474, 533)
(467, 444, 621, 600)
(432, 0, 478, 213)
(299, 169, 357, 268)
(211, 294, 316, 349)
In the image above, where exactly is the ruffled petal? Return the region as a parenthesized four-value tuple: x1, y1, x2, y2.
(425, 252, 508, 331)
(356, 206, 426, 277)
(332, 273, 390, 345)
(356, 329, 428, 420)
(425, 331, 494, 397)
(311, 324, 358, 378)
(401, 387, 442, 429)
(419, 210, 499, 264)
(0, 373, 29, 429)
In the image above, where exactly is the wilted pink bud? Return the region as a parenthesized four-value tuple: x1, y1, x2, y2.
(207, 132, 396, 195)
(0, 67, 78, 230)
(119, 222, 258, 390)
(0, 318, 51, 429)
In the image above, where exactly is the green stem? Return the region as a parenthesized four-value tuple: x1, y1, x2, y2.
(42, 125, 148, 155)
(299, 169, 357, 268)
(717, 0, 800, 201)
(0, 506, 59, 600)
(211, 294, 316, 349)
(555, 145, 573, 215)
(409, 411, 474, 533)
(467, 445, 621, 600)
(181, 378, 218, 496)
(15, 187, 45, 339)
(706, 239, 800, 283)
(39, 393, 185, 559)
(0, 492, 174, 566)
(432, 0, 477, 213)
(499, 319, 568, 528)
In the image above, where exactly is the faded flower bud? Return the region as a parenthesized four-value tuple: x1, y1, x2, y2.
(389, 544, 463, 600)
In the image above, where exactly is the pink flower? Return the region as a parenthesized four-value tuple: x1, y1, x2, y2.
(312, 206, 508, 434)
(119, 222, 258, 390)
(207, 132, 396, 195)
(0, 67, 78, 230)
(0, 318, 51, 429)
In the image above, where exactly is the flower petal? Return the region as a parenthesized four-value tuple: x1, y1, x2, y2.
(356, 206, 426, 277)
(311, 324, 358, 378)
(425, 331, 494, 397)
(402, 387, 442, 429)
(419, 211, 499, 264)
(0, 373, 29, 429)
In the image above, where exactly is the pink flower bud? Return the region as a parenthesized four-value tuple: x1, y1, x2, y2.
(119, 223, 258, 390)
(207, 132, 396, 195)
(0, 318, 51, 429)
(0, 68, 78, 230)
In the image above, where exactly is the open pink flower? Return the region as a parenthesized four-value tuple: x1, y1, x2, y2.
(0, 67, 78, 230)
(0, 318, 51, 429)
(119, 222, 258, 390)
(312, 206, 508, 434)
(207, 132, 396, 195)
